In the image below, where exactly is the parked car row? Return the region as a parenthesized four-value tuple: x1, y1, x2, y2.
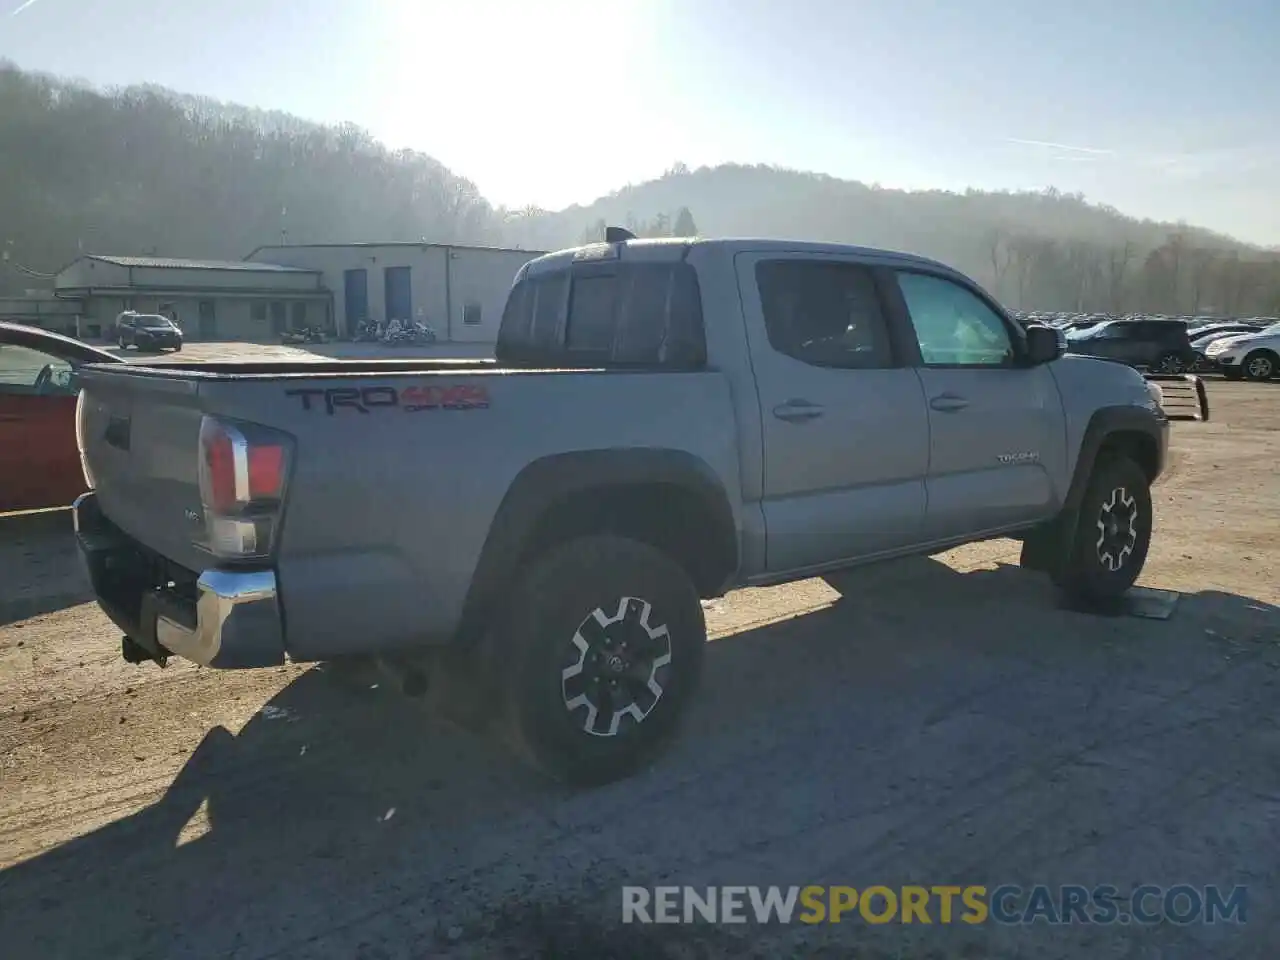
(1010, 310, 1278, 380)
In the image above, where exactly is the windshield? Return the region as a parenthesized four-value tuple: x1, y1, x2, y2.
(137, 316, 176, 329)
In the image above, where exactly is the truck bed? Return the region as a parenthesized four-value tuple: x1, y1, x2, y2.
(76, 360, 742, 660)
(101, 357, 496, 378)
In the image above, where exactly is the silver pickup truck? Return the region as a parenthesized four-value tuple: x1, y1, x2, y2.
(72, 234, 1207, 784)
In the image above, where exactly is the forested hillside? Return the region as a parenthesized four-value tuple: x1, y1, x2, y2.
(0, 64, 500, 285)
(2, 62, 1277, 316)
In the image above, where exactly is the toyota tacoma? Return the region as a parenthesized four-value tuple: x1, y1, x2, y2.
(72, 233, 1207, 784)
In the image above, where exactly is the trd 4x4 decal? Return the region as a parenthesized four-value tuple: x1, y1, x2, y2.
(285, 383, 490, 414)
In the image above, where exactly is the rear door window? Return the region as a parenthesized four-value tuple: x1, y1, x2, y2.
(756, 260, 894, 368)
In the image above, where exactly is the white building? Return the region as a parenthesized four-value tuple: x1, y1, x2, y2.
(243, 242, 541, 341)
(47, 243, 543, 343)
(53, 255, 328, 341)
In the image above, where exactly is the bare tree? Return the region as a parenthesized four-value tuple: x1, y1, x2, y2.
(1105, 240, 1135, 313)
(1187, 248, 1219, 313)
(984, 227, 1016, 301)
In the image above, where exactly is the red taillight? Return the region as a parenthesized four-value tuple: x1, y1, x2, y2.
(197, 416, 292, 559)
(247, 444, 284, 500)
(203, 425, 238, 513)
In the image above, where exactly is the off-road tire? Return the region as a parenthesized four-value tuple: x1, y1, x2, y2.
(1243, 349, 1277, 382)
(1054, 456, 1152, 603)
(497, 535, 705, 786)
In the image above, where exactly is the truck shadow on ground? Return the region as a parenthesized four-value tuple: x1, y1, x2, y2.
(2, 556, 1277, 959)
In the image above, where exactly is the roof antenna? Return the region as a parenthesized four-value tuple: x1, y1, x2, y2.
(604, 226, 636, 243)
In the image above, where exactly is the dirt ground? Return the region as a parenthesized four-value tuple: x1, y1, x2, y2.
(1, 381, 1277, 959)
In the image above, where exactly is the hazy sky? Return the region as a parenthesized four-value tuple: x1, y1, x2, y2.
(3, 0, 1277, 245)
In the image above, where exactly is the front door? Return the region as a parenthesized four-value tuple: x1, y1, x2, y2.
(344, 269, 369, 332)
(0, 345, 82, 511)
(736, 253, 930, 573)
(888, 269, 1066, 541)
(1073, 322, 1140, 363)
(198, 300, 216, 339)
(384, 266, 412, 323)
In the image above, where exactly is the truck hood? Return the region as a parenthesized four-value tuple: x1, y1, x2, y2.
(1050, 353, 1159, 425)
(1058, 352, 1140, 371)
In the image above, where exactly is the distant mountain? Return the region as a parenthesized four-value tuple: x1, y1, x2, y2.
(502, 163, 1277, 315)
(1, 60, 1275, 315)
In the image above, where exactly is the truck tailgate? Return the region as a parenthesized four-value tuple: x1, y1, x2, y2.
(78, 366, 212, 572)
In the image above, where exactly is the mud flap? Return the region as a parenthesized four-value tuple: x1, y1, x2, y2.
(1019, 512, 1073, 577)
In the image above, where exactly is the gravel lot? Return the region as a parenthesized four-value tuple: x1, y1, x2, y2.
(1, 380, 1277, 959)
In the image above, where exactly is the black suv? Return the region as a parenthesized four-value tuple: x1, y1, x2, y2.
(1064, 319, 1195, 373)
(116, 313, 183, 353)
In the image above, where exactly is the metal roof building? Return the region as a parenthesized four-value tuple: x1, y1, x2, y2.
(54, 254, 329, 340)
(50, 243, 543, 343)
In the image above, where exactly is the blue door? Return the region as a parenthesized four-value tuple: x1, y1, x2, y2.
(344, 269, 368, 331)
(384, 266, 412, 323)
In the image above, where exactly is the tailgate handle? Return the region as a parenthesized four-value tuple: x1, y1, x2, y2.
(104, 415, 131, 451)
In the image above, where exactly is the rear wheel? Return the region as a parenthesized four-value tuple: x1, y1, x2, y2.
(1054, 456, 1152, 604)
(497, 535, 705, 785)
(1155, 352, 1185, 374)
(1243, 350, 1276, 382)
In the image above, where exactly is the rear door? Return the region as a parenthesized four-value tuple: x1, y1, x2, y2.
(735, 253, 930, 573)
(886, 269, 1065, 541)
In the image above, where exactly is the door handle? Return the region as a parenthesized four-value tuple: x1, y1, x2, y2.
(929, 394, 969, 412)
(773, 400, 825, 422)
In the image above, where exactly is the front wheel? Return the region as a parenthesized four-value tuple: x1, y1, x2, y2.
(1054, 456, 1153, 604)
(1243, 350, 1276, 382)
(497, 535, 705, 785)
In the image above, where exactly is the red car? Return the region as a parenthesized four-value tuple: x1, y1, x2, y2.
(0, 322, 120, 513)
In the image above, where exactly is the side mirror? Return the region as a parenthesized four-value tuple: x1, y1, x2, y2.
(1024, 323, 1064, 365)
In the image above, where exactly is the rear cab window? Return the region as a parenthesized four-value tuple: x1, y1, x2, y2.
(496, 250, 706, 368)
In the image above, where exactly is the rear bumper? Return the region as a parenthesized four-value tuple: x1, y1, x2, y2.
(72, 492, 285, 668)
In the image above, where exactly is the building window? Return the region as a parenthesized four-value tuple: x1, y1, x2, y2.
(291, 302, 307, 328)
(463, 302, 482, 325)
(251, 301, 267, 322)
